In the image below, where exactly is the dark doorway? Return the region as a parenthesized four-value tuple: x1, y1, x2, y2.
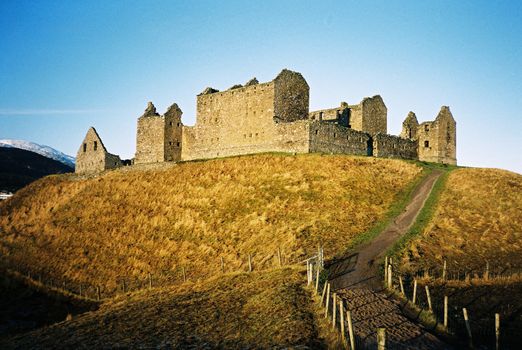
(367, 138, 373, 156)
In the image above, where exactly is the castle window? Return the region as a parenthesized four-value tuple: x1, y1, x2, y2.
(93, 141, 98, 151)
(177, 122, 180, 127)
(83, 143, 87, 152)
(255, 133, 258, 137)
(215, 118, 218, 123)
(169, 141, 172, 146)
(315, 130, 319, 135)
(348, 124, 351, 129)
(424, 140, 430, 148)
(424, 125, 430, 132)
(333, 133, 337, 138)
(169, 122, 172, 126)
(177, 142, 180, 147)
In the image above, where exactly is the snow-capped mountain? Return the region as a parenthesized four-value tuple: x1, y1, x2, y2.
(0, 139, 75, 168)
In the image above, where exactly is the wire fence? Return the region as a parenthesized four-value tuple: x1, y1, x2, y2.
(384, 257, 521, 349)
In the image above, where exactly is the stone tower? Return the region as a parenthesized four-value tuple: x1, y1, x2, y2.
(401, 107, 457, 165)
(400, 111, 419, 140)
(75, 127, 122, 174)
(348, 95, 388, 135)
(135, 102, 183, 164)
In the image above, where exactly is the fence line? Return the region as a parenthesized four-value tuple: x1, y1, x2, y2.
(383, 256, 513, 349)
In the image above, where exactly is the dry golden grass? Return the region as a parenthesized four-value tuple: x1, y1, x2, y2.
(399, 168, 522, 274)
(0, 153, 421, 293)
(1, 268, 324, 349)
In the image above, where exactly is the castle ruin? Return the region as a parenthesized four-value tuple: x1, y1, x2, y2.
(75, 69, 456, 174)
(75, 127, 123, 174)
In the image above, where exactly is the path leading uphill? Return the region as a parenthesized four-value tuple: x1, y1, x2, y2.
(328, 170, 450, 349)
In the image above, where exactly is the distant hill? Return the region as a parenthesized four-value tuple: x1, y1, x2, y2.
(0, 139, 75, 168)
(0, 147, 73, 192)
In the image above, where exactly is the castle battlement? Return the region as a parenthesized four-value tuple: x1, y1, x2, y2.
(75, 69, 456, 174)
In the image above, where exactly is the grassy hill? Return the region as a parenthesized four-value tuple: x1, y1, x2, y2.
(0, 154, 422, 295)
(0, 147, 73, 193)
(397, 167, 522, 275)
(1, 268, 322, 349)
(392, 167, 522, 348)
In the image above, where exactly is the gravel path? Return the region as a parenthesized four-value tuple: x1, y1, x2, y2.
(328, 170, 451, 349)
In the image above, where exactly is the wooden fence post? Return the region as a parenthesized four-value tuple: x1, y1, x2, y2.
(495, 313, 500, 350)
(148, 273, 152, 289)
(182, 267, 186, 282)
(425, 285, 432, 312)
(442, 259, 447, 280)
(485, 261, 490, 281)
(122, 279, 126, 293)
(248, 254, 252, 272)
(321, 281, 328, 304)
(384, 256, 388, 285)
(463, 308, 473, 348)
(444, 295, 448, 329)
(412, 279, 417, 304)
(377, 328, 386, 350)
(339, 300, 346, 345)
(277, 248, 282, 267)
(399, 275, 405, 295)
(387, 264, 392, 289)
(332, 293, 337, 329)
(325, 283, 331, 318)
(96, 286, 101, 301)
(221, 257, 225, 273)
(347, 310, 355, 350)
(307, 261, 311, 286)
(315, 264, 320, 294)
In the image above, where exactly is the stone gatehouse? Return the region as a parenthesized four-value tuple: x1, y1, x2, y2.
(75, 69, 457, 174)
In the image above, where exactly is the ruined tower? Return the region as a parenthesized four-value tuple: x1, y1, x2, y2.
(134, 102, 183, 164)
(401, 107, 457, 165)
(75, 127, 122, 174)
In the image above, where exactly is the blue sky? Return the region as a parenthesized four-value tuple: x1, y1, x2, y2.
(1, 0, 521, 173)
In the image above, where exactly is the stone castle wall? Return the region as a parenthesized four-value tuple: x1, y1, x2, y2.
(75, 127, 122, 174)
(163, 104, 183, 162)
(373, 133, 417, 160)
(76, 69, 457, 174)
(135, 103, 165, 164)
(309, 122, 370, 155)
(417, 107, 456, 165)
(181, 70, 310, 161)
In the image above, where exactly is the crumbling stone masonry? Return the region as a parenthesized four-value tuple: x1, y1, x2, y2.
(75, 68, 457, 174)
(400, 107, 457, 165)
(75, 127, 122, 174)
(135, 102, 183, 164)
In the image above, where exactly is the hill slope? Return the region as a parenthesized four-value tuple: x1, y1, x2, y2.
(398, 167, 522, 274)
(0, 147, 73, 192)
(0, 268, 322, 349)
(0, 154, 422, 294)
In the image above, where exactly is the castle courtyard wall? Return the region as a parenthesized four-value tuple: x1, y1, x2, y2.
(373, 133, 417, 160)
(309, 122, 370, 156)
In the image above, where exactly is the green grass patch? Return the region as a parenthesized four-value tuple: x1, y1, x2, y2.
(342, 166, 433, 255)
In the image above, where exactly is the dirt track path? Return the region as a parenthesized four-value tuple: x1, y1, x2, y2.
(329, 170, 449, 349)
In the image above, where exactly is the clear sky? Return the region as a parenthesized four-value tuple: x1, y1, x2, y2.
(1, 0, 521, 173)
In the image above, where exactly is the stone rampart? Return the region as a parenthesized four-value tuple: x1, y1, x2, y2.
(373, 133, 417, 160)
(309, 122, 370, 156)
